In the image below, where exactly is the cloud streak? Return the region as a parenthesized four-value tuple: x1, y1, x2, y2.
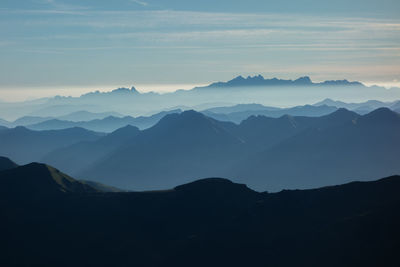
(0, 8, 399, 88)
(130, 0, 148, 6)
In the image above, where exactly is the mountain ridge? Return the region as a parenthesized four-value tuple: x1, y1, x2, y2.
(1, 161, 399, 266)
(204, 75, 364, 88)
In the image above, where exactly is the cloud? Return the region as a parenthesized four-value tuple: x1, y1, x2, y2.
(130, 0, 148, 6)
(1, 8, 399, 87)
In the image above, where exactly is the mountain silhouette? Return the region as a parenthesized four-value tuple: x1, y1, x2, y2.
(77, 110, 245, 189)
(204, 103, 280, 114)
(314, 98, 398, 114)
(1, 163, 399, 267)
(231, 108, 400, 191)
(0, 75, 393, 120)
(0, 126, 103, 164)
(204, 104, 338, 123)
(205, 75, 364, 88)
(57, 110, 123, 121)
(0, 163, 99, 197)
(64, 109, 368, 191)
(26, 109, 182, 132)
(42, 125, 141, 176)
(6, 107, 399, 192)
(0, 156, 18, 171)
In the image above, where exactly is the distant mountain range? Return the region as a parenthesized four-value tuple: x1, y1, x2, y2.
(25, 109, 182, 132)
(314, 98, 400, 114)
(0, 126, 104, 164)
(231, 107, 400, 191)
(1, 159, 399, 266)
(0, 110, 123, 128)
(203, 104, 338, 123)
(42, 125, 141, 175)
(1, 75, 398, 120)
(2, 99, 399, 132)
(204, 75, 364, 88)
(34, 108, 400, 191)
(2, 107, 400, 191)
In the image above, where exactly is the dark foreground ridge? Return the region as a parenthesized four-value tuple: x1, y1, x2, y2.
(1, 161, 399, 267)
(0, 156, 18, 171)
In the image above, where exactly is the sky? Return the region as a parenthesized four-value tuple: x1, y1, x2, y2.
(0, 0, 399, 101)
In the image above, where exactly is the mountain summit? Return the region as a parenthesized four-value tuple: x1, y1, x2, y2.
(205, 75, 364, 88)
(0, 163, 99, 196)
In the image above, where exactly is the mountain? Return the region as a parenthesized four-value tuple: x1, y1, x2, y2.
(203, 103, 280, 114)
(390, 101, 400, 111)
(232, 108, 359, 151)
(13, 115, 53, 126)
(0, 126, 104, 164)
(0, 163, 99, 197)
(0, 117, 9, 126)
(65, 109, 363, 191)
(28, 104, 103, 118)
(0, 115, 55, 127)
(230, 108, 400, 191)
(78, 180, 124, 192)
(42, 125, 141, 176)
(203, 104, 338, 123)
(0, 76, 395, 120)
(0, 156, 18, 171)
(204, 75, 364, 88)
(80, 86, 139, 98)
(57, 110, 124, 121)
(0, 111, 123, 128)
(76, 110, 245, 190)
(1, 165, 399, 266)
(26, 109, 182, 132)
(314, 98, 399, 114)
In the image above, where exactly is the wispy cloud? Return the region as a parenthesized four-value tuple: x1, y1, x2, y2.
(0, 8, 399, 87)
(130, 0, 148, 6)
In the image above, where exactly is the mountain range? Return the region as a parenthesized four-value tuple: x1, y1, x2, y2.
(36, 107, 400, 191)
(314, 98, 400, 114)
(204, 75, 364, 88)
(24, 109, 182, 132)
(0, 126, 103, 164)
(203, 104, 338, 123)
(1, 159, 399, 266)
(1, 75, 398, 120)
(2, 98, 399, 132)
(0, 110, 123, 127)
(2, 98, 399, 133)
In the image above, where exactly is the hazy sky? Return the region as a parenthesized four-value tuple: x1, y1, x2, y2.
(0, 0, 399, 100)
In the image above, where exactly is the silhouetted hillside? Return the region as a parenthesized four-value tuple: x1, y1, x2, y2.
(204, 104, 338, 123)
(78, 110, 245, 189)
(204, 103, 279, 114)
(78, 180, 124, 192)
(204, 75, 364, 88)
(65, 109, 364, 190)
(0, 156, 18, 171)
(26, 109, 182, 132)
(231, 108, 400, 191)
(42, 125, 141, 176)
(314, 98, 399, 114)
(0, 126, 103, 164)
(1, 165, 399, 267)
(0, 163, 99, 197)
(57, 110, 123, 121)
